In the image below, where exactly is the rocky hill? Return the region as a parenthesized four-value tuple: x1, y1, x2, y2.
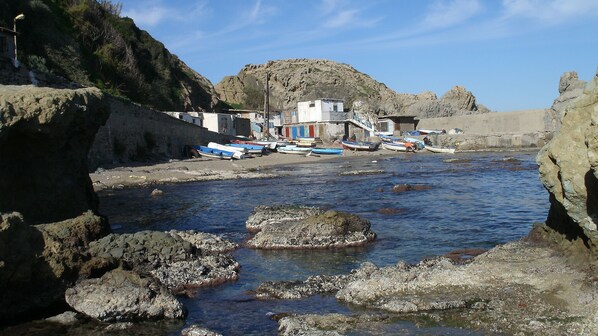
(215, 59, 490, 118)
(0, 0, 219, 112)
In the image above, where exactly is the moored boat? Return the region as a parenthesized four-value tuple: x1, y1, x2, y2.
(278, 146, 313, 155)
(191, 145, 244, 160)
(341, 140, 380, 151)
(311, 147, 343, 155)
(227, 142, 267, 155)
(381, 142, 414, 152)
(208, 142, 248, 154)
(425, 145, 456, 154)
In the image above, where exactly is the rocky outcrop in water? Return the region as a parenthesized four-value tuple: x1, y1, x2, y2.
(65, 269, 185, 322)
(88, 230, 240, 295)
(535, 71, 598, 263)
(0, 211, 109, 323)
(0, 85, 110, 224)
(245, 206, 376, 249)
(270, 241, 596, 335)
(215, 59, 489, 118)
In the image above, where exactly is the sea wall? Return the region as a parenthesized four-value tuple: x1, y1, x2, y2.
(88, 97, 234, 170)
(416, 109, 554, 135)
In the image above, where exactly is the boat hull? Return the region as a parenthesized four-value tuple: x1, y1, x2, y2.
(425, 145, 456, 154)
(341, 140, 379, 151)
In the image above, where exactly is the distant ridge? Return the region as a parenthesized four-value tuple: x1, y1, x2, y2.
(215, 58, 490, 118)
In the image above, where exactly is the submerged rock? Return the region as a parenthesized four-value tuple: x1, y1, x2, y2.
(65, 269, 185, 322)
(181, 324, 223, 336)
(246, 207, 376, 249)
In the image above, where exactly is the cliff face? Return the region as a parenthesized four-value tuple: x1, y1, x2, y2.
(215, 59, 489, 118)
(0, 0, 219, 112)
(0, 85, 109, 224)
(536, 71, 598, 262)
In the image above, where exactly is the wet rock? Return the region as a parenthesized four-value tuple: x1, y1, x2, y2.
(0, 211, 109, 323)
(278, 313, 391, 336)
(181, 324, 223, 336)
(338, 169, 385, 176)
(246, 205, 324, 233)
(89, 230, 240, 294)
(377, 207, 403, 215)
(151, 188, 164, 197)
(246, 208, 376, 249)
(443, 248, 487, 264)
(65, 269, 186, 322)
(254, 274, 351, 300)
(45, 311, 78, 325)
(391, 184, 432, 193)
(166, 230, 238, 253)
(0, 86, 110, 224)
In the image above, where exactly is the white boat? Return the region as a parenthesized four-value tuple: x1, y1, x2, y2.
(425, 145, 456, 154)
(278, 146, 313, 155)
(382, 142, 414, 152)
(208, 142, 248, 154)
(341, 140, 380, 151)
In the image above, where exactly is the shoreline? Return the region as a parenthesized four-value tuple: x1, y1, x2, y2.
(90, 147, 540, 192)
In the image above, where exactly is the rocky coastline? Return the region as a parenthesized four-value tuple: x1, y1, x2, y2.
(1, 71, 598, 335)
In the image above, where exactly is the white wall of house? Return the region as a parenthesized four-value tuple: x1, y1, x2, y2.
(202, 113, 236, 136)
(297, 99, 344, 123)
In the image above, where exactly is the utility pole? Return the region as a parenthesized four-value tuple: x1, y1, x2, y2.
(263, 71, 270, 139)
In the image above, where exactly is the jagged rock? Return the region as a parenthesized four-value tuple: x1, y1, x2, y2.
(89, 230, 240, 294)
(254, 274, 351, 300)
(278, 313, 391, 336)
(548, 71, 588, 130)
(166, 230, 239, 253)
(0, 211, 109, 323)
(246, 207, 376, 249)
(536, 72, 598, 260)
(215, 59, 487, 118)
(0, 86, 110, 224)
(65, 269, 186, 322)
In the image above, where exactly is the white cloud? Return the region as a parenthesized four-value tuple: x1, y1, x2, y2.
(501, 0, 598, 23)
(422, 0, 482, 29)
(122, 6, 176, 27)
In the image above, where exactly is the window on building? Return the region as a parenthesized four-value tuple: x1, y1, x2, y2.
(309, 102, 315, 108)
(378, 121, 389, 132)
(333, 104, 338, 112)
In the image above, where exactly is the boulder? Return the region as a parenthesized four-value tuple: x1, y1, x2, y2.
(65, 269, 185, 322)
(246, 207, 376, 249)
(536, 72, 598, 261)
(89, 230, 240, 294)
(245, 205, 324, 232)
(0, 211, 109, 323)
(0, 86, 110, 224)
(181, 324, 223, 336)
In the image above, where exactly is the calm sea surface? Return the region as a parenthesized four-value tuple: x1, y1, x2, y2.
(98, 150, 549, 335)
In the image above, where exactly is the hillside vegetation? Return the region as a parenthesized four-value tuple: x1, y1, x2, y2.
(0, 0, 219, 112)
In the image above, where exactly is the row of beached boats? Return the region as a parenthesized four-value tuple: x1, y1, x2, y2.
(187, 135, 455, 160)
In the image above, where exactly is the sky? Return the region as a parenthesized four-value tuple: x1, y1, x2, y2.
(118, 0, 598, 112)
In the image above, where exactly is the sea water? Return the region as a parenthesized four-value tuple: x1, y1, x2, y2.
(98, 150, 548, 335)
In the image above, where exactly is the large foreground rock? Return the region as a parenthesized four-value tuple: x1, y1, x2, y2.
(89, 230, 239, 294)
(246, 206, 376, 249)
(536, 72, 598, 262)
(65, 269, 185, 322)
(0, 86, 110, 224)
(0, 211, 109, 323)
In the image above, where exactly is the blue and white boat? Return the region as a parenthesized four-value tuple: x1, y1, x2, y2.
(311, 148, 343, 155)
(191, 145, 244, 160)
(227, 142, 267, 155)
(278, 146, 313, 155)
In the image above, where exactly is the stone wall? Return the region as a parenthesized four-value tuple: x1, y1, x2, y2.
(88, 97, 235, 170)
(416, 109, 553, 135)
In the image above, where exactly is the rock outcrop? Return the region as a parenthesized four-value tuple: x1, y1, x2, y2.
(88, 230, 240, 295)
(65, 269, 185, 322)
(215, 59, 489, 118)
(245, 205, 376, 249)
(536, 71, 598, 262)
(0, 211, 109, 323)
(0, 86, 110, 224)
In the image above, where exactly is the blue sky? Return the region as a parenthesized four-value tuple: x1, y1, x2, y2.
(119, 0, 598, 111)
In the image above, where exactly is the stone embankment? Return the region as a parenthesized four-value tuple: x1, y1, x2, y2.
(245, 205, 376, 249)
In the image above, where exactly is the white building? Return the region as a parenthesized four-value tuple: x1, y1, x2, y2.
(163, 111, 203, 127)
(296, 99, 345, 123)
(201, 112, 236, 136)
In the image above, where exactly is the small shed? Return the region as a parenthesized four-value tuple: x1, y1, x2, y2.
(377, 116, 418, 136)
